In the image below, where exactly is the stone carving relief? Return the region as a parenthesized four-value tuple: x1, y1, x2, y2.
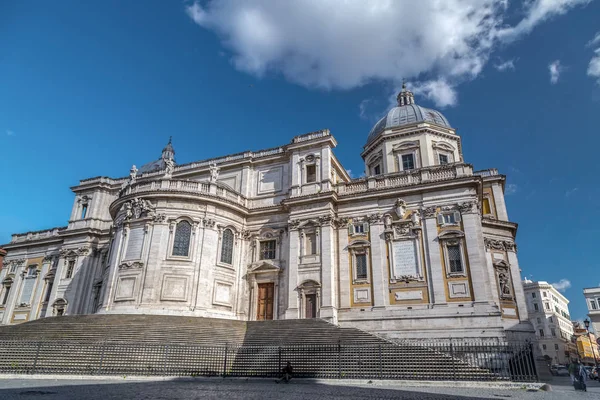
(122, 198, 156, 221)
(366, 213, 383, 224)
(484, 238, 517, 252)
(203, 218, 216, 229)
(153, 213, 167, 223)
(118, 261, 144, 270)
(422, 206, 438, 218)
(318, 215, 334, 226)
(395, 199, 407, 219)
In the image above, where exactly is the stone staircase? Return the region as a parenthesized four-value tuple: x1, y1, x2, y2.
(0, 316, 522, 380)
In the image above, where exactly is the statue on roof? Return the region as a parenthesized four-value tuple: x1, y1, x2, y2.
(209, 162, 220, 182)
(164, 157, 175, 178)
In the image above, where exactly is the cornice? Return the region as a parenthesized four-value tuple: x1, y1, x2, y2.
(362, 125, 459, 159)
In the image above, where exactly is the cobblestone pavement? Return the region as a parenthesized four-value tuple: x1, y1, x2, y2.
(0, 377, 598, 399)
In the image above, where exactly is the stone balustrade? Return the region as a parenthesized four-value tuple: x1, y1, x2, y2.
(335, 163, 474, 196)
(11, 227, 67, 243)
(474, 168, 499, 177)
(120, 179, 247, 207)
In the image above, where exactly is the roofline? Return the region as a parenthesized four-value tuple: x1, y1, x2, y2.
(75, 129, 335, 187)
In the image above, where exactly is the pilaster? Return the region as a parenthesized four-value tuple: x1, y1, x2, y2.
(285, 228, 300, 318)
(369, 222, 387, 307)
(423, 217, 445, 305)
(319, 221, 337, 321)
(461, 213, 493, 303)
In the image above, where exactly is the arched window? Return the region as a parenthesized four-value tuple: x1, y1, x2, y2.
(220, 229, 234, 265)
(172, 221, 192, 257)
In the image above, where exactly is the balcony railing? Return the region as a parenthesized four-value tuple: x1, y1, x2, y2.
(11, 227, 67, 244)
(120, 179, 247, 207)
(335, 163, 473, 196)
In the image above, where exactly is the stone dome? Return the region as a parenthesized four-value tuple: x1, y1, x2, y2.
(366, 85, 451, 144)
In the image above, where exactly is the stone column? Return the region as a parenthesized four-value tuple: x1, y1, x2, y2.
(491, 184, 509, 221)
(369, 221, 387, 307)
(461, 212, 493, 304)
(319, 221, 337, 322)
(422, 215, 445, 305)
(285, 228, 300, 319)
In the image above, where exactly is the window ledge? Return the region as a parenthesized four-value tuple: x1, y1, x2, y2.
(216, 262, 235, 271)
(353, 279, 370, 285)
(447, 272, 467, 278)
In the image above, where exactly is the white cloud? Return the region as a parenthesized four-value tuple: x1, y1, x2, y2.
(186, 1, 588, 107)
(587, 31, 600, 85)
(551, 279, 572, 292)
(497, 0, 591, 42)
(505, 183, 518, 195)
(548, 60, 562, 84)
(586, 31, 600, 47)
(358, 99, 371, 120)
(411, 79, 458, 108)
(6, 130, 15, 136)
(494, 59, 517, 71)
(565, 187, 578, 197)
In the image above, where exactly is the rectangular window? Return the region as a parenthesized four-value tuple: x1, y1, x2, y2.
(401, 154, 415, 170)
(539, 329, 545, 337)
(65, 260, 75, 279)
(554, 306, 559, 313)
(447, 244, 463, 273)
(591, 300, 598, 310)
(305, 233, 317, 255)
(81, 204, 88, 219)
(534, 303, 539, 311)
(545, 303, 550, 310)
(260, 240, 277, 260)
(44, 281, 53, 303)
(26, 265, 37, 277)
(306, 165, 316, 183)
(353, 223, 365, 235)
(536, 317, 541, 323)
(1, 285, 11, 306)
(532, 292, 536, 298)
(438, 154, 449, 165)
(551, 328, 556, 337)
(373, 164, 381, 175)
(549, 316, 553, 323)
(543, 292, 547, 297)
(355, 253, 368, 280)
(555, 344, 559, 350)
(482, 198, 491, 215)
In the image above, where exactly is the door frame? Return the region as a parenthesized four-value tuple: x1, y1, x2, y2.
(247, 262, 281, 321)
(256, 282, 275, 320)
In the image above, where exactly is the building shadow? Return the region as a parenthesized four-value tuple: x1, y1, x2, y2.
(0, 377, 507, 400)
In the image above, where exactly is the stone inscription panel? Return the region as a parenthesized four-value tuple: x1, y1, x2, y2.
(394, 290, 423, 301)
(392, 240, 419, 278)
(124, 226, 144, 260)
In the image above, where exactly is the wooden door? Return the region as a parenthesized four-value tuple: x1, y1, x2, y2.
(305, 294, 317, 319)
(256, 283, 274, 320)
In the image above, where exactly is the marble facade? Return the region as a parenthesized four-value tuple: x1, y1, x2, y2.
(0, 88, 534, 340)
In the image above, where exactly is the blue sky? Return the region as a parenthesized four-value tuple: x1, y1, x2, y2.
(1, 1, 599, 324)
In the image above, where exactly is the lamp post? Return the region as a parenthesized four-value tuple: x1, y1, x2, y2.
(584, 318, 599, 367)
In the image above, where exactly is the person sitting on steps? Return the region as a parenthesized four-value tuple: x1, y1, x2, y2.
(276, 361, 293, 384)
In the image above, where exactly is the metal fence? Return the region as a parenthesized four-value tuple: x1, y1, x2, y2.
(0, 340, 538, 382)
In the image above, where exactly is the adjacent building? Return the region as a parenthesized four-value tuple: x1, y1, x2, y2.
(0, 86, 534, 341)
(522, 280, 573, 364)
(584, 286, 600, 334)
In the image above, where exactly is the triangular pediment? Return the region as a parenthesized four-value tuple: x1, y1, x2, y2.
(248, 261, 281, 274)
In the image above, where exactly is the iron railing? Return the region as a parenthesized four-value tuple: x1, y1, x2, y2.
(0, 340, 538, 382)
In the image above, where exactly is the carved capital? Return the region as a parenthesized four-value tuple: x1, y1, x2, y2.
(457, 202, 477, 214)
(318, 215, 334, 226)
(422, 206, 438, 218)
(334, 217, 350, 229)
(366, 213, 383, 224)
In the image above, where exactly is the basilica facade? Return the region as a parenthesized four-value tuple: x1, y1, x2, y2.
(0, 87, 534, 340)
